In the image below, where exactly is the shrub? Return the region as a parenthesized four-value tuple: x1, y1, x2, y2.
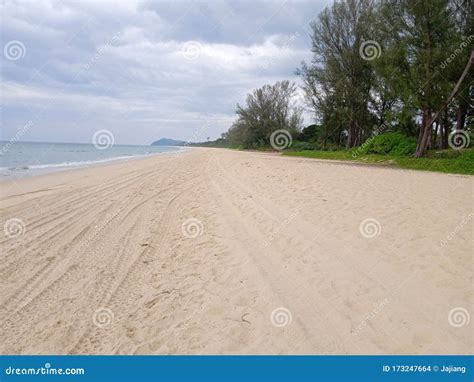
(323, 143, 343, 151)
(299, 124, 320, 142)
(291, 141, 317, 151)
(358, 132, 416, 156)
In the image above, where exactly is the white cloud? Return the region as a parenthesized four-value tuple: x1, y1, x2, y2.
(1, 0, 331, 144)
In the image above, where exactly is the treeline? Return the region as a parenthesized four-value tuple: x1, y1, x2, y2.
(199, 0, 473, 157)
(222, 81, 303, 149)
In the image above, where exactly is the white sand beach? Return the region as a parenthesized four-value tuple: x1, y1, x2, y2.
(0, 148, 472, 354)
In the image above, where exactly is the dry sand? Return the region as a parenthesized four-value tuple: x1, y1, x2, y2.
(0, 148, 472, 354)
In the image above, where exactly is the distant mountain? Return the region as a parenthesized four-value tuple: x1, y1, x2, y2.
(151, 138, 186, 146)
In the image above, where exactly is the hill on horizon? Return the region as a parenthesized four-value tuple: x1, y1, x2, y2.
(151, 138, 186, 146)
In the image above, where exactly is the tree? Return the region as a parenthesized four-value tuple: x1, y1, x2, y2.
(448, 0, 473, 132)
(225, 80, 303, 148)
(378, 0, 457, 157)
(298, 0, 377, 149)
(222, 0, 470, 156)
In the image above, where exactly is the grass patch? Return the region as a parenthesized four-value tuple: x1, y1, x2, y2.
(283, 149, 474, 175)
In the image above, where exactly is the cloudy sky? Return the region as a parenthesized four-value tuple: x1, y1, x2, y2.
(1, 0, 330, 145)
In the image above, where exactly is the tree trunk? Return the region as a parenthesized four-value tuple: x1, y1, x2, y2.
(378, 99, 386, 128)
(347, 116, 362, 149)
(415, 18, 433, 158)
(456, 103, 467, 131)
(346, 120, 355, 149)
(426, 51, 473, 133)
(323, 123, 329, 149)
(432, 120, 439, 149)
(416, 109, 427, 153)
(415, 107, 433, 157)
(440, 109, 449, 149)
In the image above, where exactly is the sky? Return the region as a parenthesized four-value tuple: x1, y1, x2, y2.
(1, 0, 331, 145)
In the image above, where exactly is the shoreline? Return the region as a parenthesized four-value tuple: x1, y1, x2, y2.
(1, 148, 472, 354)
(3, 144, 471, 183)
(0, 146, 187, 181)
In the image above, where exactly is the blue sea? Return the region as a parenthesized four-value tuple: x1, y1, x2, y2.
(0, 141, 183, 179)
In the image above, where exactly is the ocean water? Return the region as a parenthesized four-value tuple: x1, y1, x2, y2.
(0, 141, 183, 179)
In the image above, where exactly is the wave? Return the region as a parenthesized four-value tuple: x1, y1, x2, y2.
(0, 148, 186, 173)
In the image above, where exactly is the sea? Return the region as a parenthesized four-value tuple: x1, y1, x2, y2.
(0, 141, 183, 180)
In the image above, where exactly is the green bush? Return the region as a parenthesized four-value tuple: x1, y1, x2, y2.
(299, 124, 320, 142)
(291, 141, 317, 151)
(358, 132, 416, 156)
(323, 143, 344, 151)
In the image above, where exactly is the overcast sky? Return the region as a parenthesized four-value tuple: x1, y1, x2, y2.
(1, 0, 330, 145)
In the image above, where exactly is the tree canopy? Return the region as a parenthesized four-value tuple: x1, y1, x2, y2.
(206, 0, 472, 157)
(223, 80, 303, 149)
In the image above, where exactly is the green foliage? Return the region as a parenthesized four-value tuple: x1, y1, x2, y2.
(452, 150, 474, 174)
(357, 133, 416, 156)
(284, 150, 355, 161)
(213, 0, 469, 170)
(223, 80, 303, 148)
(191, 137, 229, 148)
(323, 143, 345, 151)
(294, 0, 469, 156)
(284, 148, 474, 175)
(392, 107, 418, 137)
(291, 141, 318, 151)
(299, 124, 320, 142)
(396, 149, 474, 175)
(298, 0, 376, 149)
